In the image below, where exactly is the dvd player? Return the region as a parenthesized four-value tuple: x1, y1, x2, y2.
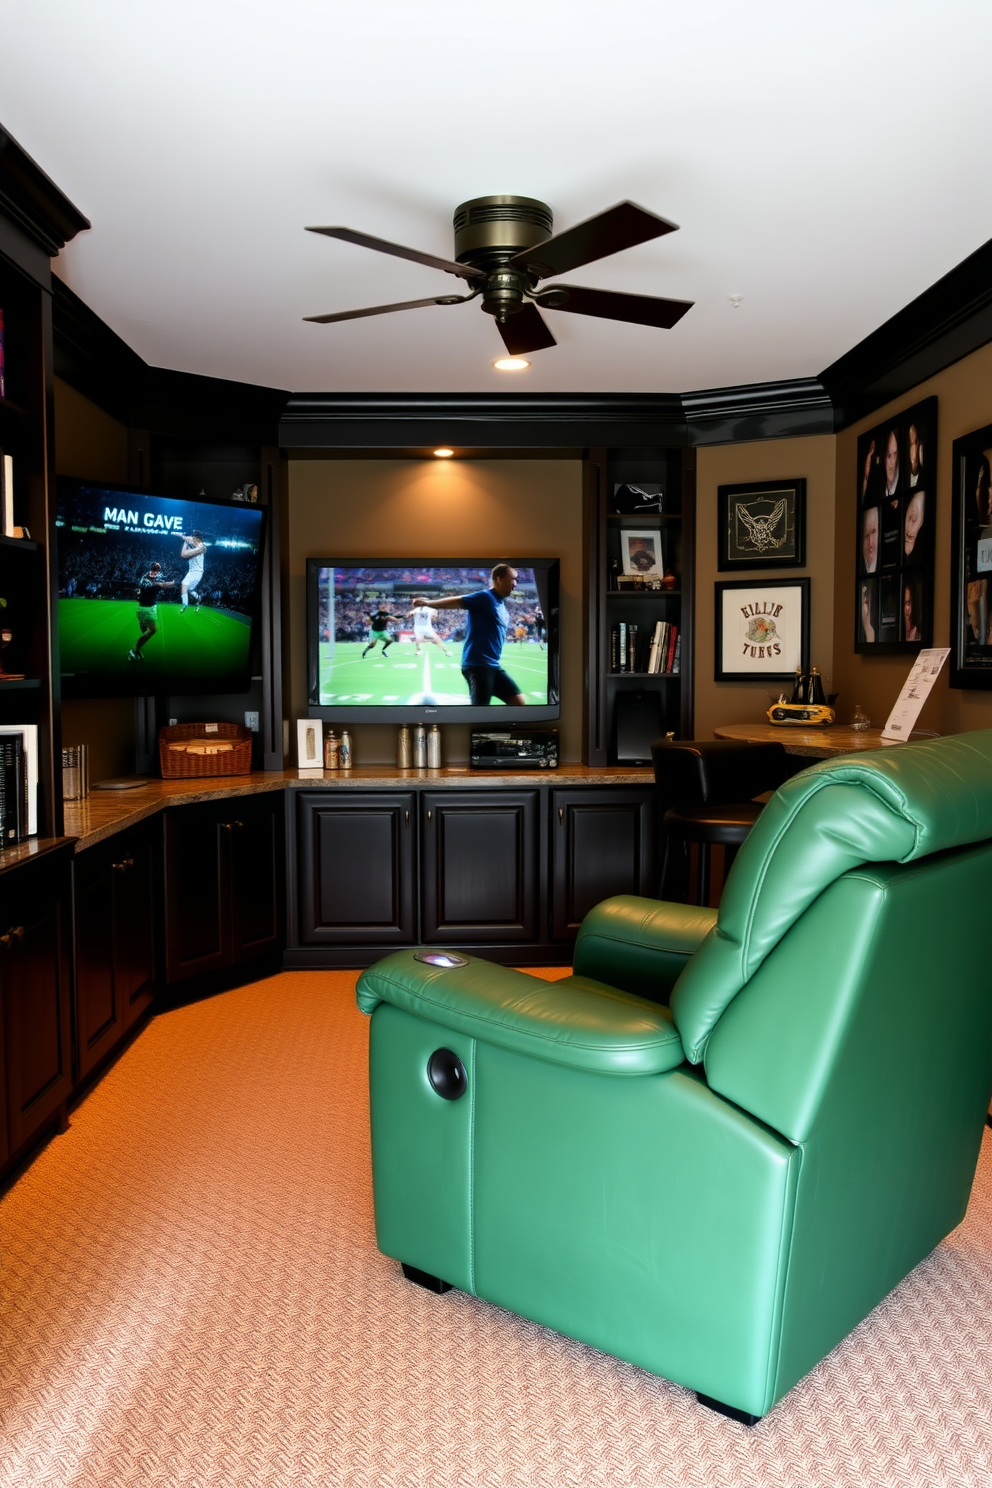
(469, 730, 559, 769)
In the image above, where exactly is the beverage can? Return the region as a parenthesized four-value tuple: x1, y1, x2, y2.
(413, 724, 427, 768)
(427, 724, 442, 768)
(339, 730, 352, 769)
(324, 731, 339, 769)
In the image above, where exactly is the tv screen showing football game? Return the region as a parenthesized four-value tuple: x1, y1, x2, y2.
(307, 559, 560, 722)
(56, 479, 267, 698)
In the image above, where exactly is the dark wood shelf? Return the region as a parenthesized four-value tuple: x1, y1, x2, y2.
(0, 677, 41, 691)
(608, 671, 679, 679)
(0, 534, 40, 553)
(606, 513, 681, 526)
(0, 392, 29, 420)
(608, 588, 681, 598)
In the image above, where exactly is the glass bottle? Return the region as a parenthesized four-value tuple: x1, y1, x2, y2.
(413, 723, 427, 768)
(808, 667, 827, 706)
(790, 667, 805, 704)
(850, 704, 871, 732)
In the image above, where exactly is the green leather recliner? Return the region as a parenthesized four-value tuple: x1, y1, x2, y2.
(356, 732, 992, 1421)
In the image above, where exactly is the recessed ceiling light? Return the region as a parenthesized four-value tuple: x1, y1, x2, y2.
(493, 357, 530, 372)
(433, 447, 454, 458)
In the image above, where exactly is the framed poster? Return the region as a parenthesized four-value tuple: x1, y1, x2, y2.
(717, 478, 806, 570)
(949, 420, 992, 688)
(715, 578, 810, 682)
(855, 395, 937, 653)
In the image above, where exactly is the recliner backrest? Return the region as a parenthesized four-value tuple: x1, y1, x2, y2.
(671, 730, 992, 1062)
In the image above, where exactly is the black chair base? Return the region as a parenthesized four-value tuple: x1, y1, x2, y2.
(697, 1392, 762, 1427)
(661, 803, 764, 905)
(401, 1263, 452, 1294)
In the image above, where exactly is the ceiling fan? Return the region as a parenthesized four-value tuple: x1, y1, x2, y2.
(303, 196, 693, 356)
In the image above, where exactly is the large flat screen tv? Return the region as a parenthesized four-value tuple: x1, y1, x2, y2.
(56, 478, 267, 699)
(307, 559, 560, 723)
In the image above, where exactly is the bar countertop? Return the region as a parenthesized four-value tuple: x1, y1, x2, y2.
(61, 763, 655, 852)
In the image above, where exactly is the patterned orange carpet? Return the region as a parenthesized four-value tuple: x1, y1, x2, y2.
(1, 969, 990, 1487)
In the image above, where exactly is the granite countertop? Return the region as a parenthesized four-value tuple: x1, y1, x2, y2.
(61, 763, 655, 851)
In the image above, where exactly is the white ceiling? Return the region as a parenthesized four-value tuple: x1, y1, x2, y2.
(3, 0, 991, 396)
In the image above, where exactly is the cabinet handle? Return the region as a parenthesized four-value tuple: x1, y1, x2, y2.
(427, 809, 432, 827)
(558, 807, 563, 825)
(233, 821, 244, 830)
(404, 809, 410, 826)
(220, 821, 233, 832)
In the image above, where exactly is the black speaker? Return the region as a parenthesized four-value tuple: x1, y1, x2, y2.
(614, 690, 662, 765)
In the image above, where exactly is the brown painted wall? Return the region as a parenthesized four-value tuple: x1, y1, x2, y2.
(694, 436, 837, 741)
(286, 458, 584, 763)
(53, 377, 137, 783)
(832, 339, 992, 738)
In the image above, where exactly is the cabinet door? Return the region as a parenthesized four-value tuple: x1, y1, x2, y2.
(163, 804, 228, 981)
(229, 795, 285, 964)
(73, 846, 124, 1078)
(421, 790, 539, 943)
(1, 856, 72, 1152)
(296, 792, 416, 945)
(114, 833, 157, 1029)
(551, 788, 657, 939)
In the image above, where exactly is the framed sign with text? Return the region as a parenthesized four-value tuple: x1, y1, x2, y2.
(714, 578, 810, 682)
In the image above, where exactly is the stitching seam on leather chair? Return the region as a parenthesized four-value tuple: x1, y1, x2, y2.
(738, 775, 919, 969)
(468, 1038, 477, 1296)
(578, 931, 702, 957)
(367, 973, 683, 1060)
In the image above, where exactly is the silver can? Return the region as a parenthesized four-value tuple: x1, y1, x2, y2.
(427, 724, 442, 768)
(397, 725, 412, 768)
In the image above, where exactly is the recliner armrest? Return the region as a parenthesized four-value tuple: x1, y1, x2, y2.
(357, 951, 685, 1076)
(573, 895, 717, 1005)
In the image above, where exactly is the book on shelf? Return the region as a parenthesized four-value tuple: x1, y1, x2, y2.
(0, 734, 27, 845)
(0, 305, 5, 398)
(672, 632, 681, 675)
(1, 449, 13, 536)
(665, 623, 679, 674)
(0, 724, 38, 834)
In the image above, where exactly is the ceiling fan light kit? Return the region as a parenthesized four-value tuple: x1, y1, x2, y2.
(305, 195, 694, 358)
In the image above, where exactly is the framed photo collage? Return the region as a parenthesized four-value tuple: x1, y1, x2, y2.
(856, 396, 937, 653)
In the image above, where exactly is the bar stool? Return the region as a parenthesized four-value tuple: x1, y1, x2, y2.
(653, 739, 789, 905)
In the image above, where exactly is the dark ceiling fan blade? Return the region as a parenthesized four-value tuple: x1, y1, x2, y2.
(304, 291, 478, 325)
(306, 226, 485, 281)
(496, 304, 557, 356)
(533, 283, 693, 330)
(509, 201, 678, 280)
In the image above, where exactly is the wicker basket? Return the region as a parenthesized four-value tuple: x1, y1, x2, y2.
(159, 721, 253, 779)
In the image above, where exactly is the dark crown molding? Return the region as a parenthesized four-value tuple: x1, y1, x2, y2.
(819, 234, 992, 430)
(0, 125, 90, 258)
(52, 232, 992, 451)
(53, 278, 290, 444)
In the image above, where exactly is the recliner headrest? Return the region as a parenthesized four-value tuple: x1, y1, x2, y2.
(671, 731, 992, 1062)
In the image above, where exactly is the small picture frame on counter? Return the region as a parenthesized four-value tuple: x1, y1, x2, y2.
(296, 718, 323, 772)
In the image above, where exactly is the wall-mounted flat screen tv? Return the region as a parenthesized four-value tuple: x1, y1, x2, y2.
(56, 478, 267, 698)
(307, 559, 560, 723)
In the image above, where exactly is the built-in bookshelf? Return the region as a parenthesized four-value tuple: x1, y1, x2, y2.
(584, 447, 695, 765)
(0, 124, 89, 847)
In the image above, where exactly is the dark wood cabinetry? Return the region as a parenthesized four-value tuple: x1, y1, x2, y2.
(287, 775, 655, 966)
(0, 846, 73, 1159)
(551, 787, 656, 939)
(163, 792, 284, 983)
(295, 791, 416, 946)
(420, 790, 539, 943)
(73, 824, 155, 1079)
